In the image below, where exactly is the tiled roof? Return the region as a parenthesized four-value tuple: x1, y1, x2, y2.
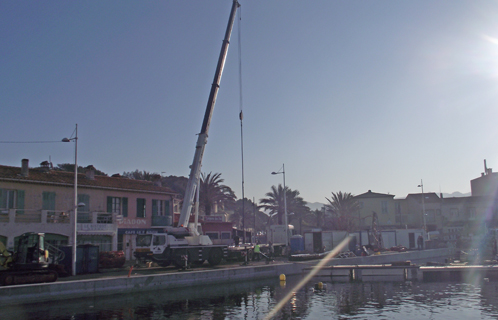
(0, 165, 177, 195)
(406, 192, 440, 203)
(354, 190, 395, 199)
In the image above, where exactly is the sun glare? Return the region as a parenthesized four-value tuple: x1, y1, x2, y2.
(475, 34, 498, 79)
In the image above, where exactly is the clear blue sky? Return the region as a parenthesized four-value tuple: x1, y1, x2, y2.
(2, 1, 498, 204)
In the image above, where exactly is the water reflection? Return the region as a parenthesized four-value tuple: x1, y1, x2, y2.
(5, 277, 498, 319)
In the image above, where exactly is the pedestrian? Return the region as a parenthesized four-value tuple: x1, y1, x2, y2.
(268, 241, 274, 260)
(253, 242, 261, 261)
(417, 235, 424, 250)
(234, 235, 240, 246)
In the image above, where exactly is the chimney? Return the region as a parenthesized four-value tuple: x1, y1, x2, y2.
(152, 174, 162, 187)
(85, 165, 96, 180)
(40, 161, 51, 172)
(21, 159, 29, 177)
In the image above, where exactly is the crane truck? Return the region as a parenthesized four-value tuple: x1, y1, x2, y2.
(0, 232, 59, 286)
(134, 0, 239, 268)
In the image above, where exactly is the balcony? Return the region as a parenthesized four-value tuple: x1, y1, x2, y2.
(77, 211, 114, 224)
(0, 209, 71, 224)
(0, 209, 117, 224)
(77, 211, 118, 235)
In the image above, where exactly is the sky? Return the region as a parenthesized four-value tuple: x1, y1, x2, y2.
(2, 1, 498, 205)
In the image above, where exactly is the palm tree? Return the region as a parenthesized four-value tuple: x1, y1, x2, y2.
(231, 198, 268, 232)
(325, 191, 360, 232)
(199, 172, 236, 215)
(259, 184, 309, 228)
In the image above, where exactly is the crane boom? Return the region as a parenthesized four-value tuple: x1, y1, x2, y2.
(178, 0, 240, 234)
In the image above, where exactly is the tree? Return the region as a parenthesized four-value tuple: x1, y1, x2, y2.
(199, 172, 236, 216)
(325, 191, 360, 232)
(55, 163, 107, 176)
(312, 208, 324, 228)
(161, 175, 188, 198)
(259, 184, 309, 229)
(122, 170, 158, 181)
(231, 198, 269, 232)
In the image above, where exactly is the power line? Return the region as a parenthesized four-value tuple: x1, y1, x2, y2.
(0, 141, 63, 144)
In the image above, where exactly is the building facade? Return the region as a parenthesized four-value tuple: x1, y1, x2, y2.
(354, 190, 396, 229)
(0, 159, 179, 261)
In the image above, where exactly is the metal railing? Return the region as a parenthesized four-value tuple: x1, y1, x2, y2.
(0, 209, 115, 225)
(45, 241, 66, 263)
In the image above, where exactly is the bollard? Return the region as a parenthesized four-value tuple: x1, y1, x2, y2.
(128, 265, 133, 277)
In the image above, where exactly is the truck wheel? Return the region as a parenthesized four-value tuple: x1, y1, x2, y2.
(2, 274, 14, 286)
(192, 260, 204, 266)
(159, 261, 171, 267)
(172, 258, 183, 268)
(208, 248, 223, 266)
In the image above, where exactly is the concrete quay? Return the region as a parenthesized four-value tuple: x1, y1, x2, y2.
(0, 260, 306, 306)
(0, 248, 454, 306)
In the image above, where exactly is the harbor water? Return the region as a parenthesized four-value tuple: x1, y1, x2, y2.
(5, 274, 498, 319)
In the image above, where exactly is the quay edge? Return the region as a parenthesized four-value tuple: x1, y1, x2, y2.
(0, 262, 307, 306)
(0, 248, 454, 306)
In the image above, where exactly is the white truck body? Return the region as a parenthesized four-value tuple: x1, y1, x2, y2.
(134, 233, 227, 267)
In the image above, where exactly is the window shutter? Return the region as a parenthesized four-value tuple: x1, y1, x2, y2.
(42, 192, 56, 211)
(78, 194, 90, 212)
(122, 197, 128, 217)
(165, 200, 170, 216)
(17, 190, 25, 214)
(0, 189, 5, 209)
(107, 197, 112, 213)
(152, 200, 158, 216)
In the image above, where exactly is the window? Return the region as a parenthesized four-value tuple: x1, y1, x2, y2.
(77, 194, 90, 212)
(467, 207, 476, 220)
(137, 198, 146, 218)
(381, 201, 388, 214)
(153, 235, 166, 246)
(450, 208, 458, 218)
(107, 197, 128, 217)
(221, 232, 231, 240)
(206, 232, 219, 240)
(136, 234, 152, 247)
(426, 209, 435, 223)
(152, 200, 170, 216)
(0, 189, 24, 211)
(395, 202, 401, 215)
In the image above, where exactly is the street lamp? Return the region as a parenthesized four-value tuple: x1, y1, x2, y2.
(417, 179, 427, 239)
(271, 164, 288, 246)
(62, 124, 79, 276)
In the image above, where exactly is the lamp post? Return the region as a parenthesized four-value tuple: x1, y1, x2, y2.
(417, 179, 427, 239)
(62, 124, 78, 276)
(271, 164, 288, 246)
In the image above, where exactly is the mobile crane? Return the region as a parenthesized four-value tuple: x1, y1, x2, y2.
(134, 0, 239, 268)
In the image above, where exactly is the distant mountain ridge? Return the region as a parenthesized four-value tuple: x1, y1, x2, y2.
(442, 191, 471, 198)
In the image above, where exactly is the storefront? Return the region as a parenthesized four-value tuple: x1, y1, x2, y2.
(118, 228, 161, 261)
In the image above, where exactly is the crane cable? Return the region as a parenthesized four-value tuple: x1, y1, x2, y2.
(238, 5, 246, 243)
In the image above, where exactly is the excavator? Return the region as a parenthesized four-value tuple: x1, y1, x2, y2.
(0, 232, 58, 286)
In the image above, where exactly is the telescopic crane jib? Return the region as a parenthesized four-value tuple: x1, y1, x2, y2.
(177, 0, 240, 239)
